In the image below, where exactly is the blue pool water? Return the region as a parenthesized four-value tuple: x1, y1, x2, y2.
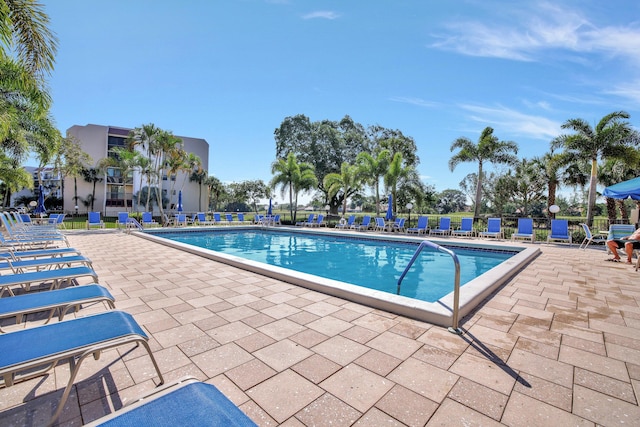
(156, 229, 516, 303)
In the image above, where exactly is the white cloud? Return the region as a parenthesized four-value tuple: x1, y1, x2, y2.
(429, 2, 640, 65)
(459, 104, 562, 141)
(605, 80, 640, 104)
(302, 11, 340, 20)
(389, 96, 439, 108)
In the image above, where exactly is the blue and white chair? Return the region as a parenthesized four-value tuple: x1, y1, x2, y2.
(547, 219, 571, 245)
(511, 218, 534, 243)
(451, 217, 475, 238)
(479, 218, 503, 239)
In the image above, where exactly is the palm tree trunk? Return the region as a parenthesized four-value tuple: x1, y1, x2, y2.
(586, 159, 598, 227)
(548, 182, 557, 220)
(606, 197, 617, 225)
(617, 199, 628, 223)
(473, 163, 483, 221)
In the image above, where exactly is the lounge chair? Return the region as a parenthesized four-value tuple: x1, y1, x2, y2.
(307, 214, 324, 227)
(451, 217, 475, 238)
(429, 217, 451, 236)
(225, 213, 234, 225)
(0, 254, 93, 273)
(373, 217, 386, 232)
(116, 212, 135, 231)
(272, 214, 281, 225)
(547, 219, 572, 245)
(579, 223, 606, 250)
(0, 265, 98, 296)
(192, 212, 213, 226)
(87, 211, 105, 229)
(1, 212, 63, 238)
(407, 216, 428, 234)
(0, 284, 115, 331)
(141, 212, 159, 228)
(237, 213, 247, 224)
(296, 214, 314, 227)
(355, 215, 372, 231)
(0, 230, 69, 250)
(85, 376, 256, 427)
(0, 247, 82, 261)
(479, 218, 503, 239)
(174, 214, 188, 227)
(511, 218, 534, 243)
(54, 213, 66, 229)
(336, 215, 356, 230)
(391, 217, 406, 233)
(0, 310, 164, 424)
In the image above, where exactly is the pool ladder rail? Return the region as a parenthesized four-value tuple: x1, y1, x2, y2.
(397, 240, 462, 335)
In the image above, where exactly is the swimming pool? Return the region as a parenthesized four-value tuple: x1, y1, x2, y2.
(138, 227, 539, 327)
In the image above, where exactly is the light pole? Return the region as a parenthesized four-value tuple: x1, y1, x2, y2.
(406, 202, 413, 228)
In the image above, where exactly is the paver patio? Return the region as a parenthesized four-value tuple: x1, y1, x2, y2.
(0, 229, 639, 426)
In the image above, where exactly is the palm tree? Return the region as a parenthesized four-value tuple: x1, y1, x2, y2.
(270, 153, 317, 222)
(356, 150, 390, 216)
(98, 147, 142, 212)
(323, 162, 362, 217)
(205, 175, 224, 212)
(53, 133, 91, 212)
(127, 124, 161, 211)
(81, 167, 103, 211)
(532, 148, 565, 219)
(384, 152, 415, 214)
(190, 169, 208, 211)
(553, 111, 636, 226)
(0, 0, 58, 77)
(449, 127, 518, 220)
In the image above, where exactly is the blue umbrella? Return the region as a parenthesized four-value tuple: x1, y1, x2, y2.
(267, 198, 273, 216)
(34, 185, 46, 214)
(385, 194, 393, 221)
(603, 176, 640, 200)
(177, 190, 183, 212)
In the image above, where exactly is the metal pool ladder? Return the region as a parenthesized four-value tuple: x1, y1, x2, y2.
(397, 240, 463, 335)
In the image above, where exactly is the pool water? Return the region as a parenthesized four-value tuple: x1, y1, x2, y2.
(159, 229, 515, 303)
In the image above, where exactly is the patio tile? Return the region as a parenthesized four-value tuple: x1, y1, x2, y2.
(354, 407, 405, 426)
(575, 368, 637, 403)
(305, 316, 353, 336)
(508, 348, 574, 388)
(191, 342, 254, 377)
(320, 363, 394, 413)
(291, 354, 341, 384)
(388, 357, 458, 403)
(226, 359, 277, 390)
(376, 384, 438, 426)
(295, 393, 362, 426)
(559, 345, 629, 382)
(502, 391, 593, 426)
(248, 370, 323, 423)
(367, 330, 423, 359)
(513, 372, 573, 412)
(447, 378, 508, 421)
(312, 335, 370, 365)
(254, 339, 314, 371)
(257, 318, 307, 340)
(426, 398, 503, 426)
(151, 323, 207, 348)
(207, 320, 257, 344)
(449, 352, 517, 395)
(354, 349, 403, 376)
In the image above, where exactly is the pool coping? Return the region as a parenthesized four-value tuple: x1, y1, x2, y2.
(134, 226, 540, 328)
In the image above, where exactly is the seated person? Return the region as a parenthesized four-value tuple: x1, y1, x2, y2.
(606, 228, 640, 263)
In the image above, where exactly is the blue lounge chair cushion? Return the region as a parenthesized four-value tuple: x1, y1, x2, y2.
(0, 284, 114, 324)
(0, 265, 98, 296)
(0, 311, 146, 371)
(89, 380, 257, 426)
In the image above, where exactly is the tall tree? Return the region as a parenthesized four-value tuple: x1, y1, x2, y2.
(81, 167, 103, 211)
(323, 162, 362, 217)
(189, 169, 207, 212)
(53, 132, 91, 211)
(553, 111, 637, 226)
(270, 152, 317, 222)
(449, 127, 518, 220)
(532, 147, 565, 219)
(356, 150, 390, 216)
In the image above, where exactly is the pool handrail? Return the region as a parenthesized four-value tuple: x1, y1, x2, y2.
(397, 239, 462, 334)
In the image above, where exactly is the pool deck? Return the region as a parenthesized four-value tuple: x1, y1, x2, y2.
(1, 229, 639, 426)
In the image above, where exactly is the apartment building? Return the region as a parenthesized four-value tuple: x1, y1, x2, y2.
(66, 124, 209, 215)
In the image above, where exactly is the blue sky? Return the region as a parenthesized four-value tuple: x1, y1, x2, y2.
(42, 0, 640, 203)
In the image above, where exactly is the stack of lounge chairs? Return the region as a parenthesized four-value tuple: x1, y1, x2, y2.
(0, 211, 257, 426)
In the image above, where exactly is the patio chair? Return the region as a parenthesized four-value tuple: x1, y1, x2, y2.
(54, 213, 66, 229)
(85, 377, 256, 427)
(116, 212, 134, 230)
(0, 253, 93, 273)
(296, 214, 314, 226)
(87, 211, 105, 229)
(212, 213, 222, 224)
(142, 212, 160, 228)
(0, 265, 99, 297)
(451, 217, 475, 238)
(547, 219, 572, 245)
(307, 214, 325, 227)
(0, 246, 82, 261)
(273, 214, 281, 225)
(374, 217, 386, 232)
(479, 218, 504, 239)
(429, 217, 451, 236)
(0, 310, 164, 425)
(355, 215, 372, 231)
(579, 223, 606, 250)
(0, 230, 69, 250)
(392, 217, 406, 233)
(175, 214, 188, 227)
(605, 224, 637, 255)
(407, 216, 428, 234)
(237, 213, 247, 224)
(511, 218, 534, 243)
(0, 284, 115, 331)
(225, 213, 234, 225)
(336, 215, 356, 230)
